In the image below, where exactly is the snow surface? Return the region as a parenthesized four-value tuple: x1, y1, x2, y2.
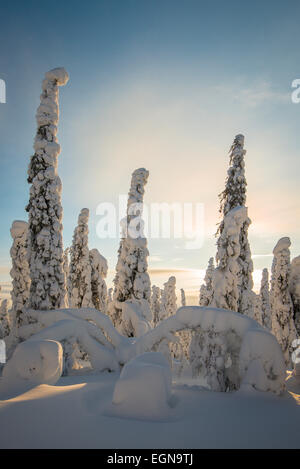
(0, 371, 299, 449)
(111, 352, 172, 420)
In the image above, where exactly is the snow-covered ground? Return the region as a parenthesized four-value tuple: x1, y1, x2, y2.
(0, 370, 299, 449)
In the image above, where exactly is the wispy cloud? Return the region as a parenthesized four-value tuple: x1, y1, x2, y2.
(214, 81, 288, 108)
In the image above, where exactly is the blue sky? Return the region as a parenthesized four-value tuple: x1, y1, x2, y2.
(1, 0, 300, 298)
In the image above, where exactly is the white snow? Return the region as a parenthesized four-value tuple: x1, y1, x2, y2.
(1, 339, 63, 396)
(0, 370, 299, 448)
(111, 352, 172, 420)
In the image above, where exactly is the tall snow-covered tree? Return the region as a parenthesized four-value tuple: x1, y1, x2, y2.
(290, 256, 300, 335)
(199, 257, 214, 306)
(270, 237, 298, 367)
(26, 68, 69, 310)
(63, 247, 70, 308)
(180, 288, 186, 307)
(151, 285, 161, 326)
(89, 248, 108, 313)
(108, 288, 113, 304)
(252, 293, 263, 325)
(260, 268, 272, 330)
(10, 220, 30, 323)
(212, 206, 248, 311)
(0, 288, 10, 338)
(160, 276, 177, 320)
(217, 134, 254, 315)
(68, 208, 93, 308)
(111, 168, 151, 331)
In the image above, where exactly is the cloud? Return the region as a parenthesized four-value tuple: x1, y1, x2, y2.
(213, 80, 289, 108)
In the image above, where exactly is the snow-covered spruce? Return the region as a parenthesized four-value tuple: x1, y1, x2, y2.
(160, 276, 177, 321)
(89, 248, 108, 313)
(252, 293, 263, 325)
(180, 288, 186, 307)
(63, 248, 70, 308)
(9, 221, 30, 324)
(260, 268, 272, 330)
(111, 168, 151, 333)
(212, 206, 248, 312)
(26, 68, 69, 310)
(151, 285, 161, 327)
(217, 134, 254, 316)
(68, 208, 93, 308)
(290, 256, 300, 335)
(199, 257, 214, 306)
(270, 237, 298, 367)
(108, 288, 113, 304)
(0, 294, 10, 338)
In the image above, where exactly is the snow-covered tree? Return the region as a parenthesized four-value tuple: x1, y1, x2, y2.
(68, 208, 93, 308)
(108, 288, 113, 304)
(290, 256, 300, 335)
(151, 285, 161, 326)
(180, 288, 186, 307)
(89, 248, 108, 313)
(190, 325, 231, 391)
(212, 206, 248, 312)
(0, 289, 10, 338)
(111, 168, 151, 331)
(160, 276, 177, 320)
(63, 248, 70, 308)
(9, 220, 30, 324)
(199, 257, 214, 306)
(217, 134, 254, 315)
(260, 268, 272, 330)
(26, 68, 69, 310)
(253, 293, 262, 325)
(270, 237, 298, 367)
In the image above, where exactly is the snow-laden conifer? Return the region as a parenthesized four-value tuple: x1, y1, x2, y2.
(0, 290, 10, 338)
(89, 248, 108, 313)
(26, 68, 69, 310)
(290, 256, 300, 335)
(199, 257, 214, 306)
(111, 168, 151, 331)
(10, 221, 30, 322)
(151, 285, 161, 326)
(68, 208, 93, 308)
(160, 276, 177, 320)
(270, 237, 298, 366)
(260, 268, 272, 330)
(212, 206, 248, 311)
(217, 134, 254, 315)
(180, 288, 186, 307)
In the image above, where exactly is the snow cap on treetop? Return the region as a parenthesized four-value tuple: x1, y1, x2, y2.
(10, 220, 28, 239)
(273, 237, 291, 255)
(78, 208, 89, 224)
(45, 67, 69, 86)
(235, 134, 245, 145)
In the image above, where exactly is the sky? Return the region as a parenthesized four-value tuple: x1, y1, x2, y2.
(0, 0, 300, 302)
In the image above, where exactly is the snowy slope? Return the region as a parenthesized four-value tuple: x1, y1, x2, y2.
(0, 371, 299, 449)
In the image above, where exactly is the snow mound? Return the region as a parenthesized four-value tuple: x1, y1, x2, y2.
(1, 340, 63, 395)
(45, 67, 69, 86)
(111, 352, 173, 420)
